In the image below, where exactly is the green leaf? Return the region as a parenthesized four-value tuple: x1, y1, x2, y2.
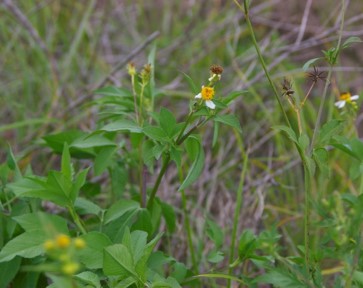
(206, 219, 224, 248)
(75, 197, 103, 216)
(342, 36, 362, 49)
(255, 269, 306, 288)
(104, 199, 140, 224)
(43, 130, 86, 153)
(302, 57, 321, 71)
(214, 114, 242, 133)
(70, 168, 89, 203)
(298, 134, 309, 151)
(78, 232, 113, 269)
(0, 231, 46, 262)
(13, 212, 68, 233)
(100, 119, 142, 133)
(0, 257, 21, 288)
(47, 274, 73, 288)
(181, 71, 198, 94)
(103, 244, 138, 280)
(70, 134, 117, 149)
(74, 271, 101, 288)
(222, 90, 246, 105)
(170, 146, 182, 169)
(353, 270, 363, 285)
(143, 125, 169, 142)
(6, 145, 22, 181)
(179, 136, 205, 191)
(273, 125, 298, 144)
(132, 209, 153, 236)
(94, 146, 117, 176)
(207, 250, 224, 263)
(159, 108, 177, 137)
(313, 148, 330, 177)
(61, 143, 72, 180)
(317, 119, 343, 147)
(160, 200, 176, 233)
(238, 230, 256, 261)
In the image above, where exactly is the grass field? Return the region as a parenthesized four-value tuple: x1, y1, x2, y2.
(1, 0, 363, 287)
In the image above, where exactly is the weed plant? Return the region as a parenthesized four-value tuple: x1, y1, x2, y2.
(1, 0, 363, 287)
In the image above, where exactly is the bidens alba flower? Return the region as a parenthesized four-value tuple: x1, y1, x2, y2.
(334, 92, 359, 109)
(195, 86, 216, 109)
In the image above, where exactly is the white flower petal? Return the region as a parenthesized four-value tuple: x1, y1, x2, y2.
(205, 100, 216, 109)
(351, 95, 359, 100)
(195, 93, 202, 99)
(208, 76, 213, 82)
(334, 100, 345, 108)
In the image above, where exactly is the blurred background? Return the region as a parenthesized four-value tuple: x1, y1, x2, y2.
(1, 0, 363, 273)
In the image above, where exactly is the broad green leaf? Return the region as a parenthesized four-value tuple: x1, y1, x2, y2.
(8, 176, 69, 206)
(298, 134, 309, 151)
(179, 136, 205, 191)
(104, 199, 140, 224)
(103, 244, 138, 280)
(0, 231, 46, 262)
(214, 114, 242, 133)
(313, 148, 330, 177)
(74, 271, 101, 288)
(317, 119, 343, 147)
(207, 250, 224, 263)
(143, 125, 169, 142)
(302, 57, 321, 71)
(255, 270, 306, 288)
(353, 270, 363, 285)
(70, 134, 116, 149)
(100, 119, 142, 133)
(75, 197, 103, 216)
(132, 209, 153, 236)
(0, 257, 21, 288)
(159, 108, 177, 137)
(206, 219, 224, 248)
(47, 274, 73, 288)
(43, 130, 86, 153)
(47, 171, 73, 202)
(135, 233, 163, 282)
(78, 232, 112, 269)
(70, 168, 89, 203)
(171, 262, 187, 283)
(273, 125, 298, 144)
(13, 212, 68, 234)
(94, 146, 117, 176)
(114, 277, 136, 288)
(61, 143, 72, 181)
(160, 200, 176, 233)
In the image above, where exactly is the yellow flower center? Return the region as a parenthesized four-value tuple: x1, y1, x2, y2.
(201, 86, 215, 101)
(56, 234, 71, 248)
(340, 92, 352, 102)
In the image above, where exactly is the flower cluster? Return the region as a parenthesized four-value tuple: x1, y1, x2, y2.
(194, 65, 223, 110)
(43, 234, 86, 276)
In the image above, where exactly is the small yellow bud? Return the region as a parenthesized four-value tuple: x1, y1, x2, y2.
(127, 62, 136, 76)
(43, 240, 55, 251)
(62, 262, 80, 275)
(56, 234, 71, 248)
(74, 238, 86, 249)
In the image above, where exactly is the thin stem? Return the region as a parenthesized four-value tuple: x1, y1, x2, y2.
(176, 111, 194, 144)
(68, 206, 87, 235)
(301, 81, 316, 107)
(146, 154, 170, 209)
(179, 168, 198, 272)
(227, 131, 248, 288)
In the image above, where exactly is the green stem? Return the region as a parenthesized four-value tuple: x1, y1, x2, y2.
(146, 154, 170, 209)
(68, 205, 87, 235)
(179, 168, 198, 272)
(227, 131, 248, 288)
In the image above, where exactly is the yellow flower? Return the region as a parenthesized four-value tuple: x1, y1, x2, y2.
(195, 86, 216, 109)
(74, 238, 86, 249)
(335, 92, 359, 109)
(55, 234, 71, 248)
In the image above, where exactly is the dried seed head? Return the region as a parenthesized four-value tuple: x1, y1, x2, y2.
(210, 65, 223, 75)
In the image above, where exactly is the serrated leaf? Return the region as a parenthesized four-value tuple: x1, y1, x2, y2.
(74, 271, 101, 288)
(104, 199, 140, 224)
(313, 148, 330, 177)
(317, 119, 343, 147)
(273, 125, 298, 144)
(78, 232, 113, 269)
(179, 136, 205, 191)
(100, 119, 142, 133)
(214, 114, 242, 133)
(159, 108, 177, 137)
(143, 125, 169, 142)
(94, 146, 117, 176)
(103, 244, 138, 280)
(238, 230, 256, 261)
(75, 197, 103, 216)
